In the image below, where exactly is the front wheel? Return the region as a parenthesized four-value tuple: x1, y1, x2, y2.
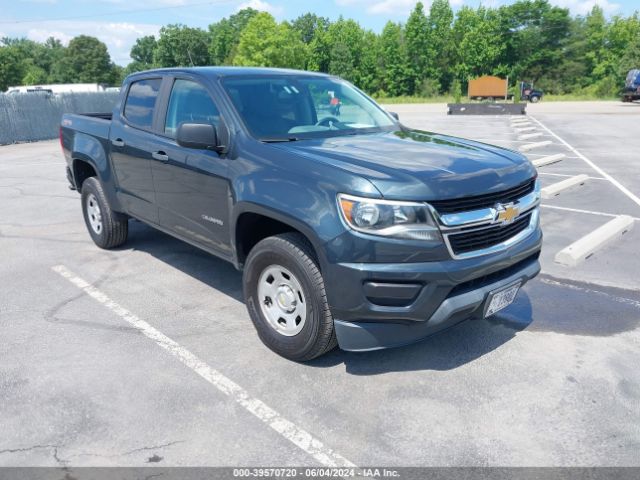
(81, 177, 128, 249)
(243, 233, 337, 361)
(530, 95, 541, 103)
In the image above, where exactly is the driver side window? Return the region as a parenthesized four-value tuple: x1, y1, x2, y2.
(165, 79, 220, 139)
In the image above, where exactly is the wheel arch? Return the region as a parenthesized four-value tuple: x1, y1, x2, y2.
(72, 157, 99, 191)
(232, 204, 325, 270)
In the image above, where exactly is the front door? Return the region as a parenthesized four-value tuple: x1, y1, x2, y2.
(150, 78, 232, 256)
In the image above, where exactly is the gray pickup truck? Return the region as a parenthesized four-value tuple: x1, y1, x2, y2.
(60, 67, 542, 361)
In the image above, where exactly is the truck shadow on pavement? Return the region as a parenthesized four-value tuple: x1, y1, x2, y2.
(123, 221, 245, 302)
(125, 221, 534, 374)
(309, 296, 533, 375)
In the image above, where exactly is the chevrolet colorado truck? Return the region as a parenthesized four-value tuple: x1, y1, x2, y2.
(60, 67, 542, 361)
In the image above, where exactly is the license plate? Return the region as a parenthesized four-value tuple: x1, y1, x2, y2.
(484, 282, 521, 318)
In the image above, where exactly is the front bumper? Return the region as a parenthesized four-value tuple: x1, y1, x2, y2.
(323, 227, 542, 352)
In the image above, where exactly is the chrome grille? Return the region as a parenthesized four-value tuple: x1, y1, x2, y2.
(447, 213, 532, 255)
(433, 178, 541, 259)
(430, 178, 536, 215)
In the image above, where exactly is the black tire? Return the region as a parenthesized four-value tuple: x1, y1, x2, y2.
(530, 95, 540, 103)
(81, 177, 128, 249)
(243, 233, 337, 361)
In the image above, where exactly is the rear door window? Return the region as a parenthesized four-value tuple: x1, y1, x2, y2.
(164, 79, 220, 138)
(123, 78, 162, 130)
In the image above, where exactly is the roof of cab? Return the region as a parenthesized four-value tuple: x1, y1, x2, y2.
(126, 66, 331, 81)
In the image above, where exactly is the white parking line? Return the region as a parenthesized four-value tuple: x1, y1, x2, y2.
(539, 278, 640, 308)
(0, 162, 64, 169)
(51, 264, 357, 469)
(541, 204, 640, 221)
(530, 116, 640, 209)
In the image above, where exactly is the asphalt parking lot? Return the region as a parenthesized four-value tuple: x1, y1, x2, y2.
(1, 101, 639, 468)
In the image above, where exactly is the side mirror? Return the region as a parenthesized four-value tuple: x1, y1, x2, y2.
(388, 111, 400, 121)
(176, 123, 225, 152)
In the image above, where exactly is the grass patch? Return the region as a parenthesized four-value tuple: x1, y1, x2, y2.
(374, 93, 619, 104)
(540, 93, 618, 102)
(374, 95, 454, 104)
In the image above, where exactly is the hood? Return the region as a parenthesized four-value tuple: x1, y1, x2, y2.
(271, 129, 536, 200)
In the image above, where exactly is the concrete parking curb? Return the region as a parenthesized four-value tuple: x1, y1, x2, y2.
(519, 132, 543, 140)
(555, 215, 634, 266)
(532, 154, 566, 167)
(520, 141, 552, 151)
(541, 174, 588, 199)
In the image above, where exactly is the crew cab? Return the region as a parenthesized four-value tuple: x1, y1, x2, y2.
(60, 67, 542, 361)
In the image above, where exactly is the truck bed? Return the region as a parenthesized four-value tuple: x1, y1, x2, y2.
(61, 112, 112, 142)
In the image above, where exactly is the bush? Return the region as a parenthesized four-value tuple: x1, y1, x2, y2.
(419, 78, 441, 97)
(594, 76, 618, 97)
(449, 79, 462, 103)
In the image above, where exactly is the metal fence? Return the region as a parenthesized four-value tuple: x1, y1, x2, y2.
(0, 91, 120, 145)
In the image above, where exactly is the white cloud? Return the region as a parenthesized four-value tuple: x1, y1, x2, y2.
(367, 0, 417, 15)
(337, 0, 620, 16)
(1, 20, 161, 66)
(335, 0, 431, 16)
(237, 0, 283, 15)
(550, 0, 620, 15)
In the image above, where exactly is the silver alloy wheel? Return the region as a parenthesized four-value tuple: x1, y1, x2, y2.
(257, 265, 307, 336)
(86, 193, 103, 235)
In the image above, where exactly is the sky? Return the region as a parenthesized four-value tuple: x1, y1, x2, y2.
(0, 0, 637, 66)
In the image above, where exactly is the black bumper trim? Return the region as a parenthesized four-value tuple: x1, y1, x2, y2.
(334, 257, 540, 352)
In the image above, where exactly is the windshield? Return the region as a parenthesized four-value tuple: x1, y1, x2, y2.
(221, 75, 396, 141)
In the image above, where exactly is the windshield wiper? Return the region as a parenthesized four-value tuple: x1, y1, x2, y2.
(260, 136, 301, 143)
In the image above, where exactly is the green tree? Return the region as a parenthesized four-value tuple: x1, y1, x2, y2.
(452, 7, 505, 81)
(154, 24, 210, 67)
(22, 62, 48, 85)
(358, 30, 381, 93)
(405, 2, 430, 85)
(292, 13, 330, 44)
(208, 8, 259, 64)
(379, 21, 414, 96)
(310, 17, 369, 86)
(54, 35, 114, 83)
(328, 42, 355, 81)
(427, 0, 454, 90)
(130, 35, 157, 66)
(618, 21, 640, 78)
(0, 46, 24, 91)
(233, 13, 307, 69)
(498, 0, 571, 90)
(307, 28, 331, 73)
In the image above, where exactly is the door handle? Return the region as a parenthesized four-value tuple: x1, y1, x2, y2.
(152, 151, 169, 162)
(112, 138, 125, 147)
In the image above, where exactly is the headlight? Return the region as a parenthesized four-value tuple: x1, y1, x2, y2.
(338, 194, 442, 241)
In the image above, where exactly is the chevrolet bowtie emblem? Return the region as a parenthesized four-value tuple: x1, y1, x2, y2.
(496, 204, 519, 224)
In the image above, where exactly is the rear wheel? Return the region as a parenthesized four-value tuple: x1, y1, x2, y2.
(243, 233, 337, 361)
(81, 177, 128, 249)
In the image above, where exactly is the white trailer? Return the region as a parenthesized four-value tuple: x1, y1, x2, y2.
(5, 83, 107, 94)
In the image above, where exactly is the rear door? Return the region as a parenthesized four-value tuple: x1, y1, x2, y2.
(150, 77, 232, 257)
(109, 77, 163, 223)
